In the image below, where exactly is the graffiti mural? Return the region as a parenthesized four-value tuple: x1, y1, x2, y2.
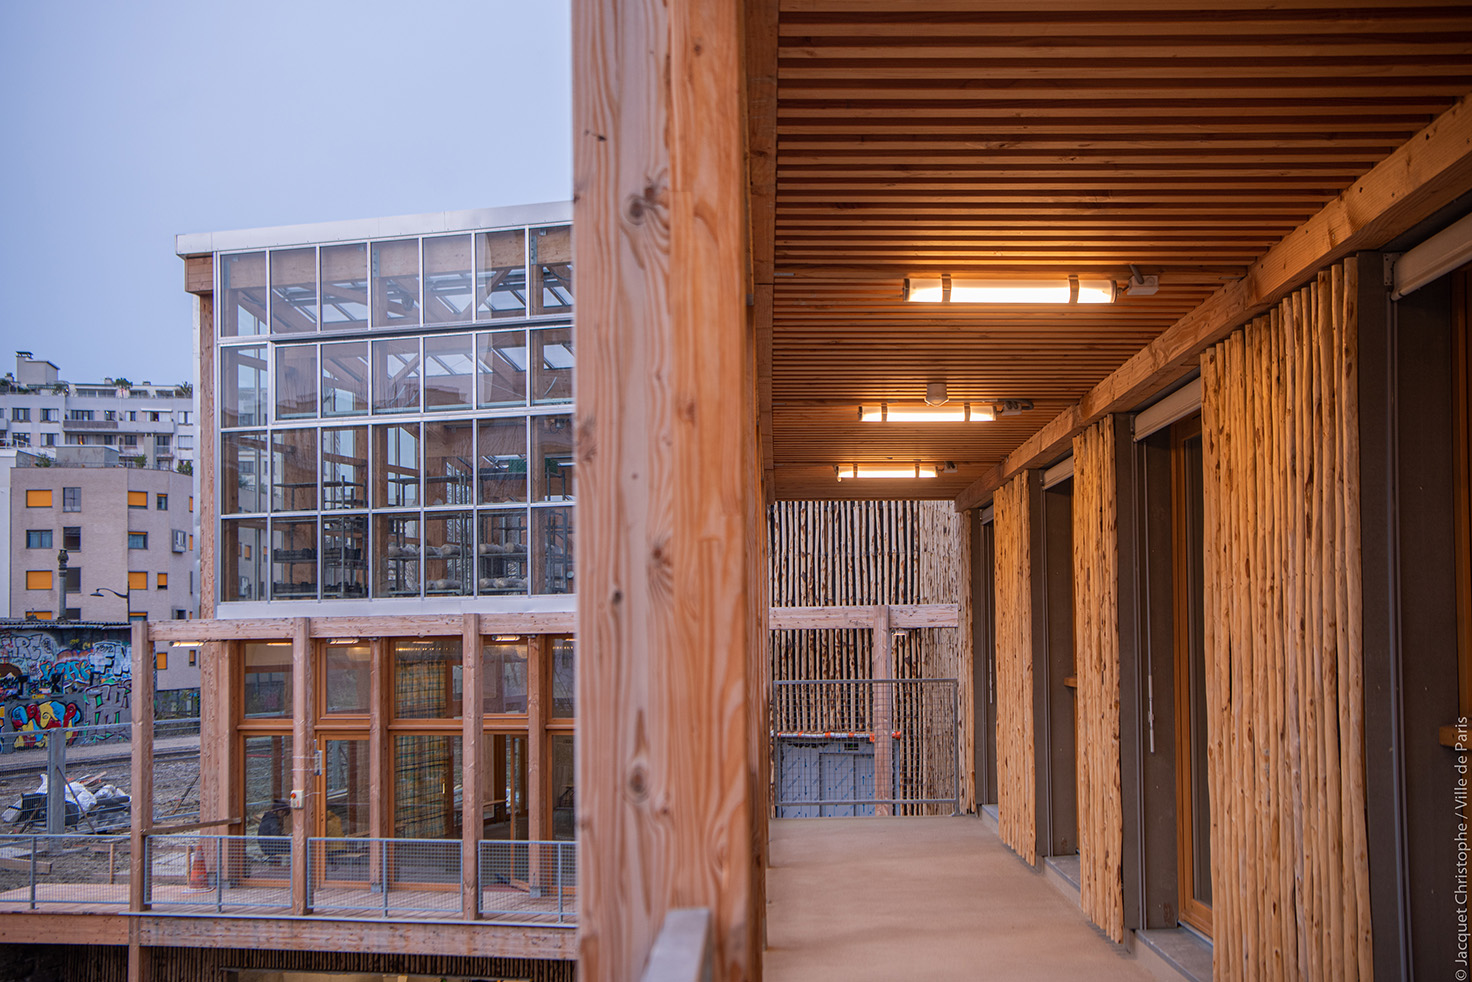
(0, 626, 132, 750)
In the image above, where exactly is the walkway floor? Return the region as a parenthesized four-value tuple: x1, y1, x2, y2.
(764, 816, 1156, 982)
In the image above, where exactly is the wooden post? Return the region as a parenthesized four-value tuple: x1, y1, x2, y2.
(129, 619, 154, 913)
(574, 0, 758, 976)
(461, 614, 482, 919)
(368, 637, 387, 891)
(289, 618, 313, 916)
(528, 634, 550, 888)
(872, 606, 894, 817)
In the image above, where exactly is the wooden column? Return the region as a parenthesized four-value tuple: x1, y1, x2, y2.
(528, 636, 550, 838)
(129, 619, 154, 913)
(872, 606, 894, 817)
(289, 618, 314, 916)
(574, 0, 757, 977)
(461, 614, 482, 919)
(368, 637, 388, 890)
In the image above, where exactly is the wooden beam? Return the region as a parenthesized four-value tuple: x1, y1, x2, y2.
(574, 0, 758, 979)
(0, 912, 128, 947)
(147, 610, 578, 642)
(871, 605, 894, 817)
(768, 603, 960, 629)
(129, 620, 154, 913)
(460, 613, 482, 920)
(747, 0, 779, 507)
(183, 255, 212, 296)
(956, 91, 1472, 511)
(368, 637, 388, 890)
(528, 634, 550, 897)
(289, 618, 313, 916)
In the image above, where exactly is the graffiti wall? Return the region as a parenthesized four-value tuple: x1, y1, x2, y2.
(0, 625, 131, 750)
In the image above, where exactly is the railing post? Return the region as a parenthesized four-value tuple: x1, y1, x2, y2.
(382, 839, 390, 917)
(215, 836, 224, 912)
(558, 841, 565, 924)
(872, 607, 894, 817)
(952, 680, 962, 816)
(29, 835, 37, 909)
(46, 732, 66, 835)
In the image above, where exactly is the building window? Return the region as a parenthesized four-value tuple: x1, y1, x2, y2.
(11, 408, 29, 422)
(24, 611, 53, 621)
(63, 607, 80, 620)
(25, 529, 52, 549)
(128, 411, 137, 421)
(244, 642, 292, 717)
(104, 410, 116, 421)
(157, 493, 168, 510)
(63, 527, 81, 550)
(62, 487, 80, 511)
(128, 491, 148, 509)
(188, 650, 197, 666)
(25, 570, 52, 590)
(25, 489, 52, 508)
(156, 651, 167, 671)
(67, 410, 93, 422)
(128, 532, 148, 549)
(63, 568, 80, 592)
(155, 434, 171, 449)
(40, 408, 56, 422)
(123, 434, 138, 447)
(150, 412, 161, 422)
(41, 434, 56, 446)
(157, 572, 168, 589)
(128, 571, 148, 590)
(181, 411, 191, 424)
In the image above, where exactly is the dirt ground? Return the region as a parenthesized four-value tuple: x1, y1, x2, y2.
(0, 745, 201, 895)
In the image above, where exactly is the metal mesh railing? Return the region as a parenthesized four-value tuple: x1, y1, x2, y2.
(145, 834, 291, 912)
(0, 833, 131, 907)
(308, 837, 462, 916)
(478, 839, 576, 924)
(773, 678, 960, 817)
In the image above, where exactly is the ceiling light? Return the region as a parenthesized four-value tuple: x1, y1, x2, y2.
(835, 463, 941, 481)
(859, 402, 994, 423)
(904, 274, 1116, 304)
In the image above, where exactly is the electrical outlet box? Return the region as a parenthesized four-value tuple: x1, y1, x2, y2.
(289, 789, 304, 809)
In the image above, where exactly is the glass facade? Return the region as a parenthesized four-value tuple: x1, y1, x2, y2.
(215, 222, 574, 605)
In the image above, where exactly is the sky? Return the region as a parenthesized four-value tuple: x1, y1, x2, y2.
(0, 1, 572, 388)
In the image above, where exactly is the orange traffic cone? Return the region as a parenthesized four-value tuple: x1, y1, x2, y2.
(187, 845, 210, 890)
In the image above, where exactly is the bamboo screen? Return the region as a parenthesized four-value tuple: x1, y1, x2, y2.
(1071, 417, 1124, 942)
(1200, 259, 1370, 982)
(920, 502, 975, 811)
(993, 472, 1036, 864)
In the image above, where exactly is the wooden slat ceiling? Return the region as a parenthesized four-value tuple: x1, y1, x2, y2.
(756, 0, 1472, 500)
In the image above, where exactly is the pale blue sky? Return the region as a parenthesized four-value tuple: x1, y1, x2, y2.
(0, 1, 572, 387)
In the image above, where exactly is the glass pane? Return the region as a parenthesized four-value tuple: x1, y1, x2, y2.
(551, 733, 574, 840)
(270, 248, 318, 334)
(275, 345, 318, 420)
(324, 643, 372, 714)
(271, 519, 317, 600)
(372, 239, 420, 327)
(532, 414, 575, 501)
(220, 252, 268, 337)
(534, 506, 574, 596)
(423, 234, 473, 324)
(425, 419, 474, 506)
(423, 334, 474, 411)
(320, 242, 368, 328)
(476, 229, 527, 319)
(425, 511, 473, 596)
(393, 638, 462, 718)
(478, 510, 528, 596)
(375, 513, 420, 597)
(394, 735, 462, 839)
(482, 640, 528, 715)
(222, 431, 268, 514)
(222, 517, 267, 602)
(372, 338, 421, 413)
(478, 418, 528, 504)
(531, 226, 573, 315)
(321, 341, 369, 416)
(531, 326, 573, 404)
(243, 642, 293, 717)
(322, 515, 368, 599)
(481, 734, 528, 840)
(323, 739, 371, 842)
(271, 428, 317, 512)
(220, 345, 268, 428)
(373, 423, 420, 508)
(551, 637, 574, 718)
(477, 330, 526, 407)
(321, 426, 368, 510)
(243, 735, 293, 844)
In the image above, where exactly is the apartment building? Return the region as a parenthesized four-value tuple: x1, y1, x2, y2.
(0, 353, 197, 472)
(7, 447, 198, 622)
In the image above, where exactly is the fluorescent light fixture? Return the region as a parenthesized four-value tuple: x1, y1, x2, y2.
(169, 640, 203, 649)
(835, 463, 940, 481)
(859, 402, 994, 423)
(904, 273, 1116, 304)
(1392, 210, 1472, 300)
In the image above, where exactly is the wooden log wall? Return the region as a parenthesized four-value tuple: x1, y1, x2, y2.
(993, 473, 1037, 864)
(1071, 417, 1124, 943)
(1200, 258, 1371, 982)
(768, 500, 969, 814)
(146, 946, 574, 982)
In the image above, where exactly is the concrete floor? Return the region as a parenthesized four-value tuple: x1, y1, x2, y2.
(764, 816, 1156, 982)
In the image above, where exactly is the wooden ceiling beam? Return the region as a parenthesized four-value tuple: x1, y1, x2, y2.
(779, 0, 1472, 14)
(954, 91, 1472, 511)
(778, 14, 1472, 38)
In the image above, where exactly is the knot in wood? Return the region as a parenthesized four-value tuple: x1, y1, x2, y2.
(624, 183, 662, 225)
(627, 765, 649, 802)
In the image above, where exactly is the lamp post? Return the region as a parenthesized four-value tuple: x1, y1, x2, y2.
(90, 587, 133, 621)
